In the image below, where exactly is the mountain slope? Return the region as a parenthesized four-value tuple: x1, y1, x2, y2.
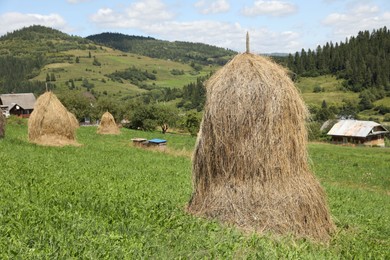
(0, 25, 99, 94)
(86, 32, 236, 66)
(0, 25, 218, 100)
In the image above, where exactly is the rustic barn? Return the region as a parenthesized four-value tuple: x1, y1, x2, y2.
(0, 93, 36, 118)
(327, 120, 389, 147)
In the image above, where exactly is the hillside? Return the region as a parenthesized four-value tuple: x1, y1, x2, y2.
(286, 27, 390, 121)
(0, 25, 219, 99)
(35, 47, 216, 97)
(0, 25, 95, 94)
(1, 25, 390, 126)
(86, 32, 236, 66)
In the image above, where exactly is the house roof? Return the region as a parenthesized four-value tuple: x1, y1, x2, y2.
(0, 93, 36, 110)
(327, 120, 389, 138)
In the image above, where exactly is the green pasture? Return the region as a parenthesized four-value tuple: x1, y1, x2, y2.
(296, 75, 360, 106)
(33, 47, 216, 98)
(0, 120, 389, 258)
(295, 75, 343, 93)
(374, 97, 390, 107)
(302, 92, 359, 107)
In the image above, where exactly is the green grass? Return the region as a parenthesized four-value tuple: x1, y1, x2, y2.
(0, 121, 389, 258)
(296, 75, 343, 93)
(374, 97, 390, 107)
(296, 75, 360, 106)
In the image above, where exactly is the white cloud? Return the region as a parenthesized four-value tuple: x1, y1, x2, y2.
(91, 0, 174, 28)
(194, 0, 230, 15)
(67, 0, 90, 3)
(0, 12, 67, 35)
(125, 0, 174, 21)
(90, 0, 301, 53)
(141, 20, 300, 53)
(241, 0, 297, 17)
(322, 4, 390, 40)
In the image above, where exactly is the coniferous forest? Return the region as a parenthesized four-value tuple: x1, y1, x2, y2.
(287, 26, 390, 93)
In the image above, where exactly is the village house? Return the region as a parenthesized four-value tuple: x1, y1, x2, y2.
(0, 93, 36, 118)
(327, 120, 389, 147)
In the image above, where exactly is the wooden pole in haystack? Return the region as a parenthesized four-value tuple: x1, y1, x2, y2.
(246, 31, 250, 54)
(0, 111, 5, 139)
(187, 33, 334, 242)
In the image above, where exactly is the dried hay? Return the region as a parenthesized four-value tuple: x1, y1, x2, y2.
(187, 52, 335, 242)
(68, 111, 79, 129)
(28, 92, 80, 146)
(0, 111, 5, 138)
(97, 111, 120, 135)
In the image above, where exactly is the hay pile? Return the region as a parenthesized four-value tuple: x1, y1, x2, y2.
(68, 111, 79, 129)
(187, 52, 334, 242)
(0, 111, 5, 138)
(97, 111, 120, 135)
(28, 92, 80, 146)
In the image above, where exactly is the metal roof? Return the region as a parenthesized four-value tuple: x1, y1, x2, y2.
(148, 139, 167, 144)
(0, 93, 36, 110)
(327, 120, 389, 137)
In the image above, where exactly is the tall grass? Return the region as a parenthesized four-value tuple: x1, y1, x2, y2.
(0, 121, 389, 258)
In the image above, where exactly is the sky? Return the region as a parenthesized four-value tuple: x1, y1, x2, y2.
(0, 0, 389, 54)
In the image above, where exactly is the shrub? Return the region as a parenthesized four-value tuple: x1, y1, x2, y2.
(313, 85, 323, 93)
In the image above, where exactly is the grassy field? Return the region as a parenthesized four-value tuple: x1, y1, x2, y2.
(0, 120, 389, 258)
(34, 47, 217, 98)
(295, 75, 360, 106)
(374, 97, 390, 110)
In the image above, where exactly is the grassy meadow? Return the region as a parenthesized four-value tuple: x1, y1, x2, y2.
(0, 120, 389, 259)
(35, 47, 217, 98)
(295, 75, 360, 107)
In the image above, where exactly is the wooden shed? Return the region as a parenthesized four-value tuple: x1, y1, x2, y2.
(0, 93, 36, 118)
(327, 120, 388, 147)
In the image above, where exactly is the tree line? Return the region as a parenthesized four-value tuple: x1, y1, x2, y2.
(286, 26, 390, 93)
(87, 32, 236, 66)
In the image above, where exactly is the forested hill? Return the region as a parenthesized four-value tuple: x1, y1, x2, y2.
(286, 26, 390, 94)
(0, 25, 94, 94)
(2, 25, 75, 41)
(0, 25, 91, 55)
(86, 32, 237, 66)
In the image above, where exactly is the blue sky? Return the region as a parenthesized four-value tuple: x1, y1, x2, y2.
(0, 0, 389, 54)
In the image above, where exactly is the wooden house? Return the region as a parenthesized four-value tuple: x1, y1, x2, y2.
(0, 93, 36, 118)
(327, 120, 388, 147)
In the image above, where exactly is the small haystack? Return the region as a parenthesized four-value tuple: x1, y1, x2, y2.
(97, 111, 120, 135)
(187, 47, 334, 242)
(0, 112, 5, 138)
(67, 111, 79, 129)
(28, 92, 79, 146)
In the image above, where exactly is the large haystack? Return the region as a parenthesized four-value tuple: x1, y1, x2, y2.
(28, 92, 80, 146)
(187, 52, 335, 242)
(0, 111, 5, 138)
(97, 111, 120, 135)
